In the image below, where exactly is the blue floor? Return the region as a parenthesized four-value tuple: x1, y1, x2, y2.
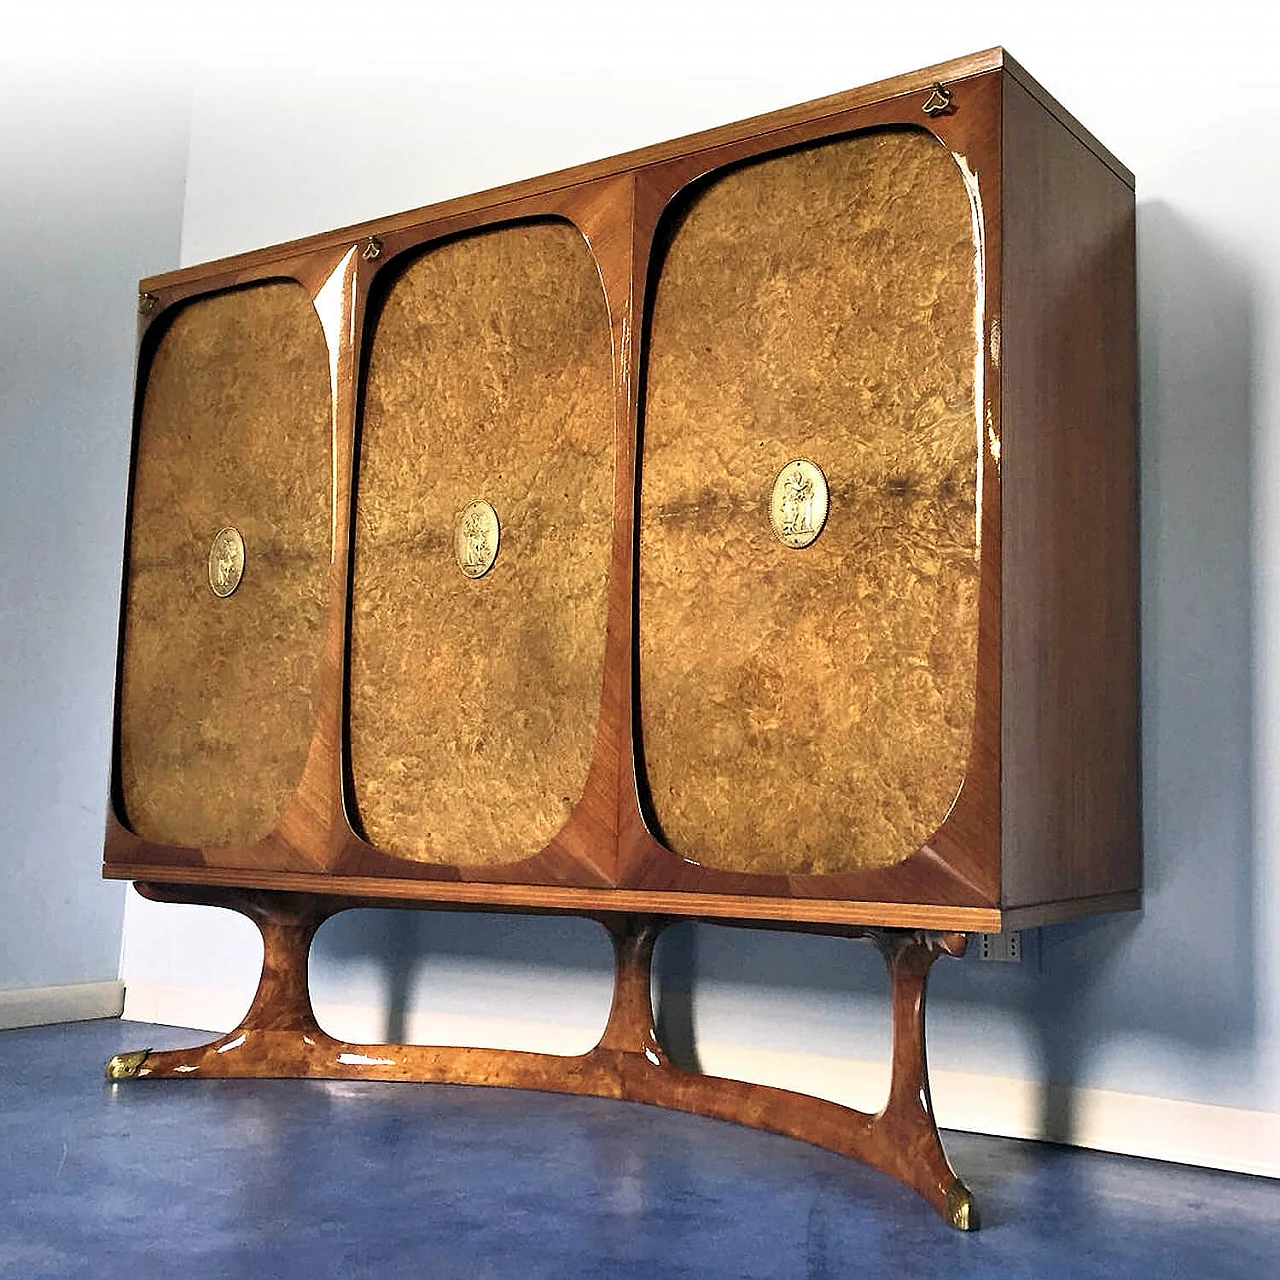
(1, 1020, 1277, 1278)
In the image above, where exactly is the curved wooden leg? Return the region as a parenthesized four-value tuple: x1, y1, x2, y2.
(592, 913, 669, 1063)
(105, 886, 635, 1094)
(108, 892, 975, 1228)
(105, 883, 342, 1080)
(593, 919, 977, 1230)
(874, 930, 977, 1230)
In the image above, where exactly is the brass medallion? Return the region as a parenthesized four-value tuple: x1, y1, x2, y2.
(769, 459, 829, 548)
(455, 500, 500, 579)
(207, 526, 245, 597)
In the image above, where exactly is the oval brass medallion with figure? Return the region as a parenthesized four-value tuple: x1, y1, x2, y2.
(208, 526, 245, 597)
(455, 500, 500, 579)
(770, 459, 829, 549)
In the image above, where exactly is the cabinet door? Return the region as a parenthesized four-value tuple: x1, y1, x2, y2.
(348, 219, 614, 869)
(119, 281, 333, 849)
(638, 128, 981, 879)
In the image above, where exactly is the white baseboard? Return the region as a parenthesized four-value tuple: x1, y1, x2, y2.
(121, 981, 1280, 1180)
(697, 1043, 1280, 1180)
(0, 981, 125, 1030)
(122, 981, 251, 1034)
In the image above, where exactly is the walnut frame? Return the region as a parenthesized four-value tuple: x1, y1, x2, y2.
(103, 48, 1140, 1229)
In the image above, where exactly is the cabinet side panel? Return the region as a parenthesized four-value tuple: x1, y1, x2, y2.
(639, 129, 982, 878)
(1000, 77, 1139, 907)
(349, 221, 614, 866)
(119, 282, 334, 848)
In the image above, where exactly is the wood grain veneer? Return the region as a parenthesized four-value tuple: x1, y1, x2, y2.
(638, 128, 980, 877)
(106, 885, 978, 1229)
(103, 48, 1140, 1230)
(105, 48, 1139, 932)
(999, 76, 1141, 909)
(348, 221, 614, 865)
(118, 282, 332, 848)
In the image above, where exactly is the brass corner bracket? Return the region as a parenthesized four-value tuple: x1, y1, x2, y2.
(922, 84, 954, 117)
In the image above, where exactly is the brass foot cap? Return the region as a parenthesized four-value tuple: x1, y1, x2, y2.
(104, 1050, 151, 1081)
(945, 1181, 979, 1231)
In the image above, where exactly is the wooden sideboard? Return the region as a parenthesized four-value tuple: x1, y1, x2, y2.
(103, 48, 1139, 1230)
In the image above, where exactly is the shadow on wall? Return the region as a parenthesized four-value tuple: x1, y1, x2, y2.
(1025, 198, 1258, 1123)
(312, 908, 615, 1047)
(309, 198, 1258, 1124)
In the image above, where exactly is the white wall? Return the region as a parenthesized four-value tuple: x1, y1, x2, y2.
(56, 0, 1280, 1163)
(0, 63, 189, 1000)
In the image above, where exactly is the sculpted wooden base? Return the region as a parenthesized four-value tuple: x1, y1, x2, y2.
(106, 883, 976, 1230)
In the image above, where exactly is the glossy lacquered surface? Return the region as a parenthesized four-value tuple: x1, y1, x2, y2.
(5, 1018, 1278, 1278)
(119, 281, 332, 849)
(99, 51, 1140, 1231)
(349, 219, 615, 866)
(105, 883, 974, 1228)
(638, 127, 980, 879)
(107, 47, 1140, 933)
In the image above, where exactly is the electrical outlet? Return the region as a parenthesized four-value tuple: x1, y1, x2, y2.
(975, 930, 1022, 962)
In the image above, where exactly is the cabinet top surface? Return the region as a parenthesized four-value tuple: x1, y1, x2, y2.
(140, 47, 1131, 293)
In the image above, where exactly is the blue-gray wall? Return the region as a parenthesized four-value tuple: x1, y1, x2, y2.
(0, 70, 189, 991)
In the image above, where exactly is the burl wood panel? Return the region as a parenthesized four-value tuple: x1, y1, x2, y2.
(349, 220, 614, 865)
(999, 77, 1140, 907)
(119, 282, 333, 847)
(639, 128, 981, 876)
